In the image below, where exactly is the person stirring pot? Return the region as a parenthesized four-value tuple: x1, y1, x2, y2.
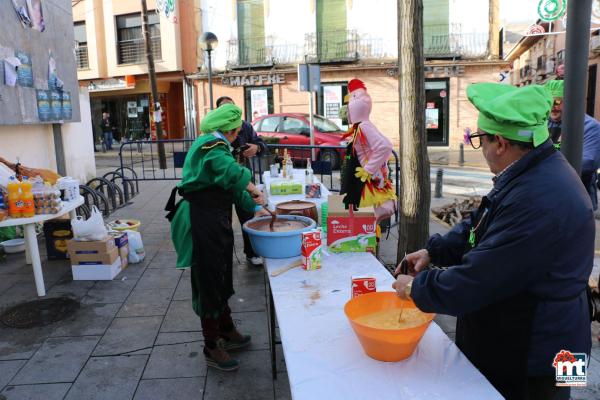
(167, 104, 267, 371)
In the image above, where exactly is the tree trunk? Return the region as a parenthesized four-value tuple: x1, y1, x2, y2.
(488, 0, 500, 59)
(396, 0, 430, 263)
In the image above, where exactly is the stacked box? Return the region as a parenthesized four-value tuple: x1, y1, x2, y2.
(327, 195, 377, 254)
(109, 231, 129, 269)
(67, 237, 123, 280)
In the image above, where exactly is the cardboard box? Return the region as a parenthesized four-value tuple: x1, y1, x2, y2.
(301, 230, 322, 271)
(71, 257, 123, 280)
(43, 219, 73, 260)
(67, 236, 116, 255)
(270, 180, 303, 195)
(326, 195, 377, 254)
(70, 246, 119, 266)
(109, 232, 129, 249)
(119, 245, 129, 269)
(352, 275, 376, 298)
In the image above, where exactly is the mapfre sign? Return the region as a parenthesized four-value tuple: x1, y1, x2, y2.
(221, 74, 285, 86)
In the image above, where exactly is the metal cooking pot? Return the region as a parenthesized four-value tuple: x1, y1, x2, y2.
(275, 200, 318, 223)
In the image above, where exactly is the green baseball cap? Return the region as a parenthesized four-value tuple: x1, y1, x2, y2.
(200, 103, 243, 134)
(467, 83, 553, 147)
(544, 80, 564, 98)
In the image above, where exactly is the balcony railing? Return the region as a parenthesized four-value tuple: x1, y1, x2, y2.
(226, 37, 303, 68)
(305, 30, 359, 63)
(117, 36, 162, 65)
(424, 24, 488, 59)
(76, 44, 89, 69)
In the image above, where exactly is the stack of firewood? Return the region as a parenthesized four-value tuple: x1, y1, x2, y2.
(431, 197, 481, 227)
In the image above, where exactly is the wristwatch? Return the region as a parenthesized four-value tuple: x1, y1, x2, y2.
(405, 279, 413, 299)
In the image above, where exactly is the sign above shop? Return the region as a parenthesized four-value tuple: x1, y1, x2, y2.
(221, 73, 285, 86)
(87, 76, 136, 92)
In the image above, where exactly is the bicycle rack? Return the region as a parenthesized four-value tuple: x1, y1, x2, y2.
(86, 177, 119, 212)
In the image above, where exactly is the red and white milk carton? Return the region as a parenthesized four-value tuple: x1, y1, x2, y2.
(301, 229, 322, 270)
(351, 275, 376, 298)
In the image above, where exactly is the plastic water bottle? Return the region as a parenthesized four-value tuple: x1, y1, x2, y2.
(321, 202, 328, 234)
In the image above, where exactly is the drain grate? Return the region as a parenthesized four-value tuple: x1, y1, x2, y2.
(0, 297, 80, 329)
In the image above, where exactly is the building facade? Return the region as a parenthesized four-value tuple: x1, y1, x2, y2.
(191, 0, 508, 149)
(72, 0, 201, 141)
(506, 19, 600, 120)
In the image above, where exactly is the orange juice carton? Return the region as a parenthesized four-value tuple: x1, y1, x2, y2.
(301, 229, 322, 270)
(351, 275, 376, 298)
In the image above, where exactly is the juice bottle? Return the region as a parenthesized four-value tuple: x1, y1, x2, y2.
(21, 176, 35, 217)
(7, 176, 22, 218)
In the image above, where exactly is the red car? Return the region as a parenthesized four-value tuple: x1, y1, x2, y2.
(252, 113, 347, 169)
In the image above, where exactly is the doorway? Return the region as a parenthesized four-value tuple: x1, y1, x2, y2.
(425, 79, 449, 146)
(587, 64, 597, 117)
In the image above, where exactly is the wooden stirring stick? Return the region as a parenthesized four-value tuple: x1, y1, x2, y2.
(397, 253, 408, 322)
(262, 205, 277, 231)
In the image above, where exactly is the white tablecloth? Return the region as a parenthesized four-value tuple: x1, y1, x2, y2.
(262, 169, 330, 213)
(265, 252, 502, 400)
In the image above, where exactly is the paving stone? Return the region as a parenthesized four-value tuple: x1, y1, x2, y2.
(0, 324, 54, 361)
(147, 251, 177, 269)
(0, 275, 22, 293)
(0, 360, 26, 390)
(64, 355, 147, 400)
(141, 234, 168, 247)
(434, 314, 457, 334)
(93, 316, 162, 356)
(230, 282, 267, 313)
(117, 288, 175, 317)
(83, 278, 138, 304)
(143, 342, 207, 379)
(46, 279, 95, 300)
(117, 263, 147, 279)
(11, 336, 99, 384)
(275, 344, 287, 373)
(1, 383, 71, 400)
(155, 331, 203, 346)
(134, 377, 204, 399)
(49, 303, 120, 337)
(160, 300, 201, 333)
(229, 311, 270, 351)
(159, 239, 175, 252)
(173, 274, 192, 301)
(0, 283, 41, 309)
(136, 268, 182, 290)
(204, 350, 274, 400)
(274, 371, 292, 400)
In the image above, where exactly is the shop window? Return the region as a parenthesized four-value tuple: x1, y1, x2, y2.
(244, 86, 274, 122)
(116, 12, 161, 65)
(425, 79, 449, 146)
(74, 21, 88, 69)
(237, 0, 265, 65)
(318, 82, 348, 130)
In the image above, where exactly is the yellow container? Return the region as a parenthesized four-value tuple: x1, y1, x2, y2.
(108, 219, 141, 232)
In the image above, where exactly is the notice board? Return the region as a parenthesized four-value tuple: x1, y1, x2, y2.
(0, 0, 81, 125)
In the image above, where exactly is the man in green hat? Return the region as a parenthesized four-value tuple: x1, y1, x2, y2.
(393, 83, 594, 399)
(166, 103, 266, 371)
(545, 79, 600, 210)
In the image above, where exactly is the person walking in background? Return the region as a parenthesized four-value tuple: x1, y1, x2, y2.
(99, 112, 114, 151)
(545, 80, 600, 210)
(216, 96, 268, 267)
(393, 83, 594, 399)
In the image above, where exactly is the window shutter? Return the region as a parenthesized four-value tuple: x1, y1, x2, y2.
(423, 0, 450, 57)
(316, 0, 347, 61)
(237, 0, 265, 65)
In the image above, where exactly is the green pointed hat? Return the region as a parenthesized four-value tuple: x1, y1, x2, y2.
(467, 83, 553, 147)
(200, 103, 243, 134)
(544, 80, 564, 98)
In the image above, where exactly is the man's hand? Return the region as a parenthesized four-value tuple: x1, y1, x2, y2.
(243, 143, 259, 158)
(392, 275, 413, 300)
(251, 190, 264, 205)
(394, 249, 430, 276)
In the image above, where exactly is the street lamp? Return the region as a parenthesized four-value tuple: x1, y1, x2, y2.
(199, 32, 219, 110)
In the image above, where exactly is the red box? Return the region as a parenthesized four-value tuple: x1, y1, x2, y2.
(301, 230, 322, 270)
(326, 195, 377, 254)
(352, 275, 376, 298)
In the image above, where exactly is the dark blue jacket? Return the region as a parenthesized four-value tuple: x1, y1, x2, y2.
(412, 140, 594, 384)
(231, 120, 268, 155)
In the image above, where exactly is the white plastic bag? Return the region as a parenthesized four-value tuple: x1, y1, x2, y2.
(71, 206, 108, 241)
(126, 230, 146, 264)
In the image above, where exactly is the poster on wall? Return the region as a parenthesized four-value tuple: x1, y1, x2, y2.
(127, 101, 137, 118)
(15, 50, 33, 87)
(250, 89, 268, 120)
(26, 0, 44, 32)
(3, 57, 21, 87)
(426, 108, 439, 130)
(61, 91, 72, 120)
(50, 90, 62, 120)
(36, 89, 50, 121)
(323, 85, 343, 128)
(48, 53, 63, 90)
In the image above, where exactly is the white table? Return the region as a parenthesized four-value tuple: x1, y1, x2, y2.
(0, 197, 84, 296)
(264, 252, 502, 399)
(262, 169, 331, 214)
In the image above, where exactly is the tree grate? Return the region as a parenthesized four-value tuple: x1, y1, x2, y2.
(0, 297, 80, 329)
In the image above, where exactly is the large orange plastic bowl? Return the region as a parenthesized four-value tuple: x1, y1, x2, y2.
(344, 291, 435, 362)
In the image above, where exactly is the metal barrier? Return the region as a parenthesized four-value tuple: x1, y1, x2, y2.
(117, 139, 400, 223)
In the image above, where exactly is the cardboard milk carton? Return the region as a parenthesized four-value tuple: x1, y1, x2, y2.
(301, 229, 322, 270)
(351, 275, 376, 298)
(326, 195, 377, 254)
